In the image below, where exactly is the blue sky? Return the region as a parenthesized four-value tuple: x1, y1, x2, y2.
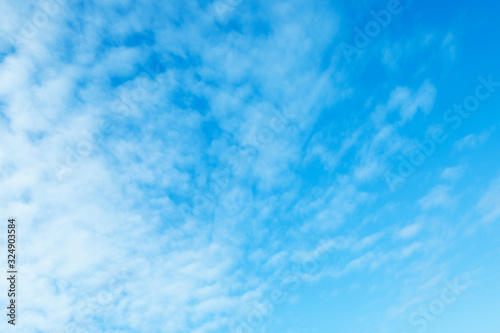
(0, 0, 499, 332)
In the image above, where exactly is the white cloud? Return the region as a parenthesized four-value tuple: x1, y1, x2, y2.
(396, 222, 423, 239)
(453, 129, 492, 151)
(0, 1, 353, 331)
(441, 165, 465, 181)
(476, 175, 500, 225)
(386, 81, 437, 123)
(418, 185, 453, 210)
